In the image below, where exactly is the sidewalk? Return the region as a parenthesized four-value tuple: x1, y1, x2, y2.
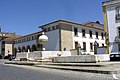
(5, 61, 120, 74)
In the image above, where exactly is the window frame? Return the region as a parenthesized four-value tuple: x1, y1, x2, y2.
(116, 7, 120, 20)
(83, 42, 86, 51)
(74, 28, 78, 36)
(82, 29, 86, 37)
(90, 43, 93, 51)
(96, 32, 99, 39)
(89, 30, 92, 38)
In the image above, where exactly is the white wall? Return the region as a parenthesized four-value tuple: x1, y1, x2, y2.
(45, 29, 60, 51)
(72, 25, 105, 55)
(106, 6, 120, 54)
(5, 44, 13, 56)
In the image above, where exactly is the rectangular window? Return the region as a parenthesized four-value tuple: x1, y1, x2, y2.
(74, 28, 78, 36)
(118, 27, 120, 38)
(116, 7, 120, 20)
(75, 42, 78, 49)
(89, 31, 92, 38)
(82, 29, 85, 37)
(102, 44, 104, 47)
(96, 32, 98, 39)
(83, 42, 86, 50)
(90, 43, 93, 51)
(101, 33, 104, 39)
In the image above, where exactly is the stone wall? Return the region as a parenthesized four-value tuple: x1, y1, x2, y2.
(52, 54, 110, 63)
(16, 51, 71, 61)
(60, 23, 73, 51)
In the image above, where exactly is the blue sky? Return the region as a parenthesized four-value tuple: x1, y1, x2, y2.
(0, 0, 107, 35)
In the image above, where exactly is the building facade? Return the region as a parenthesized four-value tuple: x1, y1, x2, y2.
(0, 32, 20, 56)
(14, 31, 43, 56)
(39, 20, 105, 55)
(14, 20, 105, 55)
(103, 0, 120, 54)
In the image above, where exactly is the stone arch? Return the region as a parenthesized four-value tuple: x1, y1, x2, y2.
(32, 44, 37, 52)
(18, 47, 21, 52)
(26, 45, 31, 52)
(22, 46, 26, 52)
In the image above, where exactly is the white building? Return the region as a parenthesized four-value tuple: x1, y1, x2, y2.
(14, 20, 105, 55)
(102, 0, 120, 54)
(14, 31, 43, 56)
(39, 20, 105, 55)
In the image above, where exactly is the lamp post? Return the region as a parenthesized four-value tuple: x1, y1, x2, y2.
(94, 41, 98, 54)
(38, 32, 48, 51)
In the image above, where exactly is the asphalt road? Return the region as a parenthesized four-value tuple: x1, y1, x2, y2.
(0, 63, 116, 80)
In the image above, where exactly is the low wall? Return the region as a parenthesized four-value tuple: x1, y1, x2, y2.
(53, 55, 96, 63)
(16, 52, 27, 60)
(95, 54, 110, 62)
(53, 54, 110, 63)
(16, 51, 71, 61)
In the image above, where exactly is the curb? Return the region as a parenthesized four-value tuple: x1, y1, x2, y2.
(36, 65, 119, 74)
(5, 61, 39, 66)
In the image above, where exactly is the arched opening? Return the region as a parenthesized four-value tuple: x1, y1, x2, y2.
(26, 45, 31, 52)
(18, 47, 21, 53)
(22, 46, 26, 52)
(32, 44, 37, 52)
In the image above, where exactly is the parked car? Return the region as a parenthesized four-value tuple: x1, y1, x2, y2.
(4, 54, 16, 61)
(4, 54, 12, 59)
(110, 54, 120, 61)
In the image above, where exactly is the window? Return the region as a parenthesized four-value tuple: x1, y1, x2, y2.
(82, 29, 85, 37)
(96, 32, 98, 39)
(118, 44, 120, 52)
(90, 43, 93, 51)
(56, 25, 59, 29)
(89, 31, 92, 38)
(116, 7, 120, 20)
(75, 42, 78, 49)
(27, 37, 29, 41)
(74, 28, 78, 36)
(118, 27, 120, 38)
(101, 33, 104, 39)
(83, 42, 86, 50)
(102, 44, 104, 47)
(48, 27, 51, 31)
(29, 37, 31, 41)
(52, 26, 56, 30)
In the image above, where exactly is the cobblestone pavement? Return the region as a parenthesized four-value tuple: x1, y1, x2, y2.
(0, 63, 115, 80)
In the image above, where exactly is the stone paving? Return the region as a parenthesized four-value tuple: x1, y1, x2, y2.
(5, 60, 120, 74)
(36, 62, 120, 74)
(4, 64, 115, 80)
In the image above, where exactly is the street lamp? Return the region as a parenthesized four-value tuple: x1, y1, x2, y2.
(38, 32, 48, 51)
(94, 41, 98, 54)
